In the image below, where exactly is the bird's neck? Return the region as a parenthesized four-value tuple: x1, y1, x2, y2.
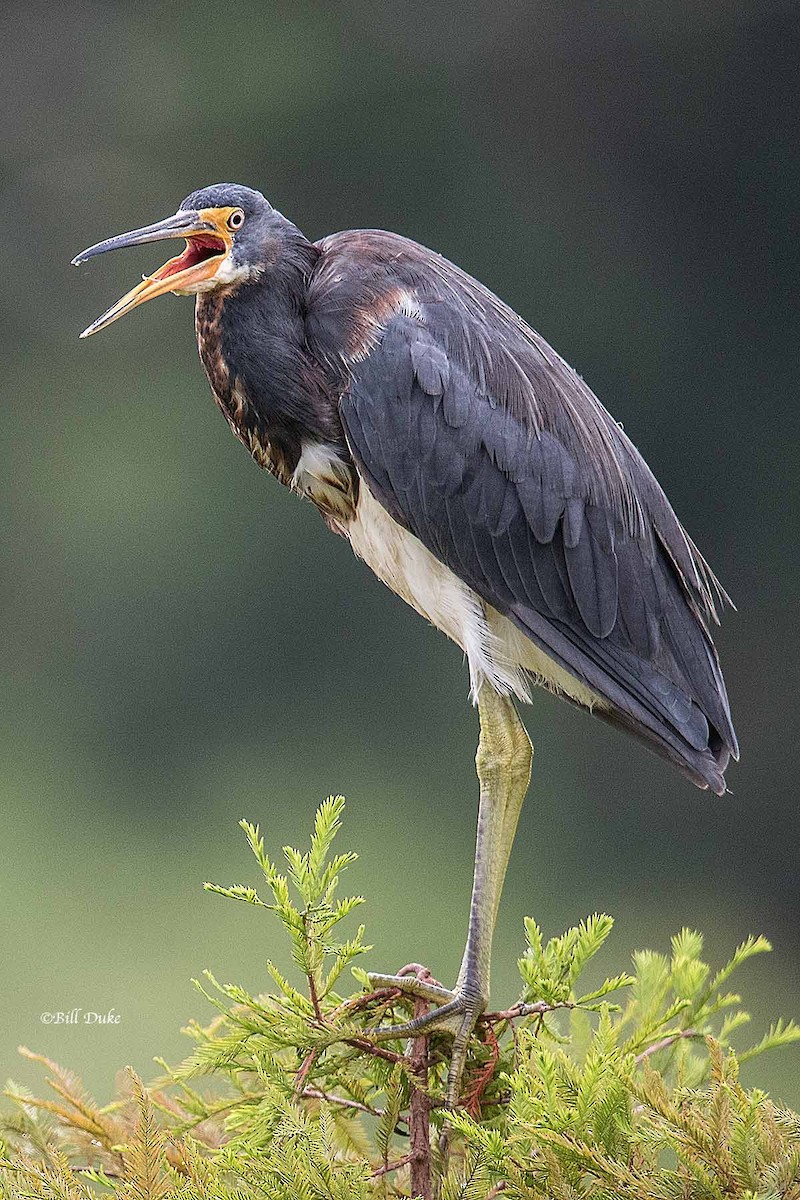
(195, 232, 344, 486)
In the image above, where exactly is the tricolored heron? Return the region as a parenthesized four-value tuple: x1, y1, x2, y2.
(73, 184, 737, 1104)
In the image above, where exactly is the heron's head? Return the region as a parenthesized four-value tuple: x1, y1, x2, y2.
(72, 184, 275, 338)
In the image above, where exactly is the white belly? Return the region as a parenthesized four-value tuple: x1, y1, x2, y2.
(346, 483, 602, 712)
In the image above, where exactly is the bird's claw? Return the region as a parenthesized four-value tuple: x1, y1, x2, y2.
(365, 967, 488, 1105)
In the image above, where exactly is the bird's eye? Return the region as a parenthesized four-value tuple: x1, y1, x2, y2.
(227, 209, 245, 230)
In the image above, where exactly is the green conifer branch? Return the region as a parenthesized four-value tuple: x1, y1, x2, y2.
(2, 795, 799, 1199)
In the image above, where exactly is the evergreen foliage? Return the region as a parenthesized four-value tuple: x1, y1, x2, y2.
(2, 796, 799, 1199)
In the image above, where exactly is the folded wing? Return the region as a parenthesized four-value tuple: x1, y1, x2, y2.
(311, 230, 738, 793)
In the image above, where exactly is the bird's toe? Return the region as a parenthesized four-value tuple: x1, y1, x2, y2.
(366, 970, 455, 1008)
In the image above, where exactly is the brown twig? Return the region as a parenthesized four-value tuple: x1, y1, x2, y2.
(407, 971, 434, 1200)
(307, 974, 324, 1023)
(301, 1087, 404, 1125)
(343, 1036, 407, 1065)
(485, 999, 574, 1022)
(370, 1152, 414, 1179)
(330, 986, 401, 1020)
(293, 1048, 319, 1099)
(309, 995, 411, 1064)
(299, 907, 326, 1024)
(635, 1029, 700, 1063)
(296, 984, 408, 1085)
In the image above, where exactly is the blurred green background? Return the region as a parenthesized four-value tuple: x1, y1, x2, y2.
(2, 0, 798, 1104)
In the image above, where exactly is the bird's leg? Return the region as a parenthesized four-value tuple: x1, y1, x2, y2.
(367, 686, 532, 1106)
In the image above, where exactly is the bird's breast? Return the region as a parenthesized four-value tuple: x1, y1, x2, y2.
(194, 295, 292, 485)
(195, 294, 231, 401)
(195, 295, 357, 528)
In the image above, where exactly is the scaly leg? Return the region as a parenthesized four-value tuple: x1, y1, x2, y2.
(368, 685, 533, 1106)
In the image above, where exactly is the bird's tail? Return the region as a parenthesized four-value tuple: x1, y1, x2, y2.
(591, 702, 732, 795)
(507, 598, 738, 797)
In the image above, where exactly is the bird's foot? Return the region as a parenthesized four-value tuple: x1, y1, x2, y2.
(365, 964, 488, 1108)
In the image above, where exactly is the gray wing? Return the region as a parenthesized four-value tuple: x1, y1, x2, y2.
(315, 231, 738, 793)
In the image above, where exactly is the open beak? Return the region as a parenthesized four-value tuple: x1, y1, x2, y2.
(72, 208, 232, 338)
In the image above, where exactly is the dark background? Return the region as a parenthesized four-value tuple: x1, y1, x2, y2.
(2, 0, 798, 1102)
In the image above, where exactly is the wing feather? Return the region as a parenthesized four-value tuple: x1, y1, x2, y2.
(307, 230, 738, 792)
